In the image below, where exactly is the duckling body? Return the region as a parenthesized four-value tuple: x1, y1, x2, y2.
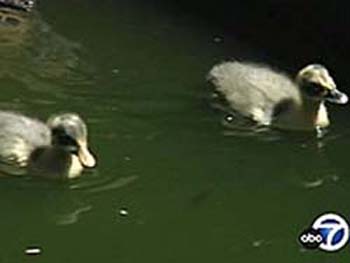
(208, 62, 348, 131)
(0, 111, 96, 178)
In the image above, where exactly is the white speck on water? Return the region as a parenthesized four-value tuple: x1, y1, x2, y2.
(119, 208, 129, 217)
(211, 92, 219, 99)
(213, 36, 223, 43)
(25, 247, 42, 256)
(225, 115, 234, 122)
(331, 174, 339, 182)
(112, 68, 120, 74)
(124, 156, 131, 161)
(252, 240, 264, 247)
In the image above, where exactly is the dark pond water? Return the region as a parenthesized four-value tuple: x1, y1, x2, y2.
(0, 0, 349, 261)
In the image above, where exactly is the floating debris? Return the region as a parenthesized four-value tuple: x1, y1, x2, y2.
(252, 240, 265, 248)
(213, 36, 223, 43)
(331, 174, 339, 182)
(119, 208, 129, 217)
(25, 247, 42, 256)
(302, 178, 323, 189)
(225, 115, 234, 122)
(112, 68, 120, 74)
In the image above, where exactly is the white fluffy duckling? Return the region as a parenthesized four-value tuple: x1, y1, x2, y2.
(208, 62, 348, 131)
(0, 112, 96, 179)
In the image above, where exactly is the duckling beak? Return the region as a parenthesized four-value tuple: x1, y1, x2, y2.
(77, 141, 96, 168)
(325, 88, 349, 104)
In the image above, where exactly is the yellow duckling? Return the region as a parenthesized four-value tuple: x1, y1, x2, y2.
(0, 112, 96, 178)
(208, 62, 348, 131)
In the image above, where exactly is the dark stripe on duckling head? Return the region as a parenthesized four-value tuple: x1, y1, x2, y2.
(51, 127, 79, 155)
(47, 113, 88, 140)
(47, 113, 96, 168)
(301, 82, 328, 98)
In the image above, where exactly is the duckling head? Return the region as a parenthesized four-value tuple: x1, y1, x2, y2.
(47, 113, 96, 168)
(296, 64, 348, 104)
(0, 0, 35, 12)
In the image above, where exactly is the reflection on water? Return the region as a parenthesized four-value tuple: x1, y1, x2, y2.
(57, 172, 137, 226)
(54, 204, 92, 226)
(211, 95, 346, 193)
(0, 6, 94, 98)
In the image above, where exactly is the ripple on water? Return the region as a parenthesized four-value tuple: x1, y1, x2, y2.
(69, 174, 139, 194)
(55, 204, 93, 226)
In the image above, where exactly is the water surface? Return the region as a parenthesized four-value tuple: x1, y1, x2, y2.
(0, 0, 349, 262)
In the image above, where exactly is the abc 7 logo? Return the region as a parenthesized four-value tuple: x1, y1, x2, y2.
(299, 228, 323, 249)
(299, 213, 350, 252)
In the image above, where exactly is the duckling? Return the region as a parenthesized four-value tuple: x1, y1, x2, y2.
(208, 62, 348, 131)
(0, 0, 35, 12)
(0, 112, 96, 178)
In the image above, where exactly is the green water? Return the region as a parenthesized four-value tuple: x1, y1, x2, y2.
(0, 0, 350, 261)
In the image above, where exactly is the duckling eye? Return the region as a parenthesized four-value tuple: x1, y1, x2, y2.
(303, 82, 326, 97)
(57, 134, 77, 147)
